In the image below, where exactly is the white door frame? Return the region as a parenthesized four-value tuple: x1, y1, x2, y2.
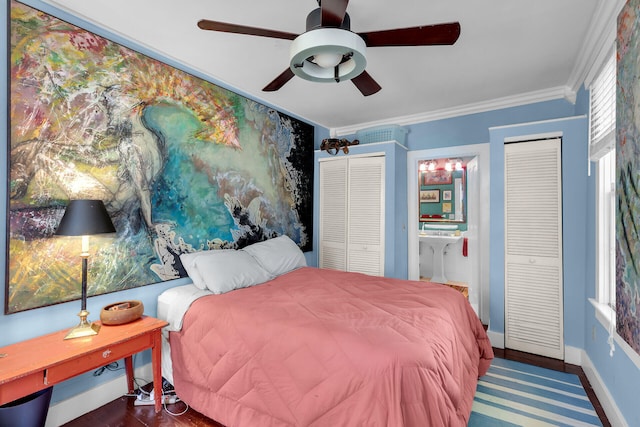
(407, 143, 490, 323)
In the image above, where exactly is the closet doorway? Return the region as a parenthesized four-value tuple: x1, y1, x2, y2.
(318, 154, 385, 276)
(504, 138, 564, 360)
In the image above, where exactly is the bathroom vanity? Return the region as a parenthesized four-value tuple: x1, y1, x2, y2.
(419, 233, 462, 283)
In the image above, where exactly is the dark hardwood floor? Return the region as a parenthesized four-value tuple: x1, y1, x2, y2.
(61, 384, 225, 427)
(63, 348, 611, 427)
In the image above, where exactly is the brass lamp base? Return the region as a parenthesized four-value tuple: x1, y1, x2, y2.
(65, 309, 101, 340)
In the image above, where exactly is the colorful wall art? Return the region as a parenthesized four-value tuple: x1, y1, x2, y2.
(616, 0, 640, 356)
(6, 1, 314, 313)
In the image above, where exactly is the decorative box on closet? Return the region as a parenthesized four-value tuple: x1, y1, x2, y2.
(317, 140, 408, 279)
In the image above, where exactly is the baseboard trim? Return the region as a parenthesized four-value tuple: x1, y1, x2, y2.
(581, 351, 628, 427)
(487, 330, 504, 348)
(45, 363, 152, 427)
(564, 345, 582, 365)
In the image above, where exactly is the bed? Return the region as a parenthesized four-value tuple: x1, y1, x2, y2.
(157, 236, 493, 427)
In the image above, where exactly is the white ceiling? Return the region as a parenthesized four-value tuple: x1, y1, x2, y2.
(45, 0, 612, 134)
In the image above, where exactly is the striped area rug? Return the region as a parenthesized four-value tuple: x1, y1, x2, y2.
(469, 357, 602, 426)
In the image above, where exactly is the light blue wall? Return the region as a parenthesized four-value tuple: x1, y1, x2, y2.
(343, 100, 578, 152)
(585, 318, 640, 425)
(0, 0, 326, 404)
(398, 87, 639, 423)
(2, 0, 640, 423)
(487, 116, 589, 347)
(387, 101, 589, 348)
(405, 100, 578, 151)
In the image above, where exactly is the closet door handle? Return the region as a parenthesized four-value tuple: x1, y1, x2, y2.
(529, 258, 536, 264)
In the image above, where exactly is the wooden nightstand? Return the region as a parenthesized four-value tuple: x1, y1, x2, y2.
(0, 315, 168, 413)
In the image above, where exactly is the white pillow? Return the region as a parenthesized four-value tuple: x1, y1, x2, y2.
(193, 249, 273, 294)
(242, 235, 307, 277)
(179, 250, 212, 290)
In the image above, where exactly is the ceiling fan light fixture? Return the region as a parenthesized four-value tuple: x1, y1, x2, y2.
(313, 52, 343, 68)
(290, 28, 366, 83)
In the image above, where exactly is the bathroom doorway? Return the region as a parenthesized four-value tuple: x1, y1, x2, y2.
(407, 143, 490, 324)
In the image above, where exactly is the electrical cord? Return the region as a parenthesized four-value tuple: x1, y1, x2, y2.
(129, 377, 190, 416)
(93, 354, 189, 417)
(162, 389, 189, 416)
(92, 362, 121, 376)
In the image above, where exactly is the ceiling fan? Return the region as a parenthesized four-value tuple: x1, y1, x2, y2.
(197, 0, 461, 96)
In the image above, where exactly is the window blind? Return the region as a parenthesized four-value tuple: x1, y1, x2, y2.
(589, 51, 616, 161)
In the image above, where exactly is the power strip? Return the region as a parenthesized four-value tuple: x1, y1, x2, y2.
(134, 395, 180, 406)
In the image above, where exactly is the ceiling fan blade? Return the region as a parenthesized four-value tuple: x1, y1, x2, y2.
(198, 20, 298, 40)
(321, 0, 349, 27)
(263, 68, 296, 92)
(359, 22, 461, 47)
(351, 71, 381, 96)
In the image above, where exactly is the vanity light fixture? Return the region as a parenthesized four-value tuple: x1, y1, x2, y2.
(445, 161, 453, 172)
(419, 161, 437, 172)
(444, 158, 463, 171)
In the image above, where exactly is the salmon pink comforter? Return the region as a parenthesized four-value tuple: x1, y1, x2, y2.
(170, 267, 493, 426)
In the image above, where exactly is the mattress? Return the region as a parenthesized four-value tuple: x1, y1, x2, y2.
(157, 283, 212, 384)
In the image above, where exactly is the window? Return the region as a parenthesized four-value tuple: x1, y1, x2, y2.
(589, 49, 616, 340)
(589, 52, 616, 160)
(595, 150, 615, 311)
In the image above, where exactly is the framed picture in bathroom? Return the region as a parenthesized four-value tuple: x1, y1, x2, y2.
(420, 190, 440, 203)
(422, 170, 452, 185)
(442, 190, 452, 201)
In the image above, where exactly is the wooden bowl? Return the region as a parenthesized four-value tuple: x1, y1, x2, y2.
(100, 300, 144, 325)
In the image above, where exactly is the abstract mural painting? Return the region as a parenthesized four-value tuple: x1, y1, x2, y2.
(6, 1, 314, 313)
(616, 0, 640, 356)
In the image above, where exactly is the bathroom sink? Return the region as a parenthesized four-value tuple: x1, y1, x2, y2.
(419, 234, 462, 243)
(419, 234, 462, 283)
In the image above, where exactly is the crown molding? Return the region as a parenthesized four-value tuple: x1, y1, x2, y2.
(333, 86, 574, 137)
(567, 0, 626, 91)
(334, 1, 627, 138)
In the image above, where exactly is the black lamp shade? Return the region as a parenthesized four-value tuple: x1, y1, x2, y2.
(55, 200, 116, 236)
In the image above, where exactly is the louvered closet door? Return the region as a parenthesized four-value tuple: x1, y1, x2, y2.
(319, 159, 348, 270)
(504, 138, 564, 360)
(347, 156, 385, 276)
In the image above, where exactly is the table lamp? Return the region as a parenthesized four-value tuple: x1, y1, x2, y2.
(55, 199, 116, 339)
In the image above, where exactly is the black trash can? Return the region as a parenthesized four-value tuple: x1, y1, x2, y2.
(0, 387, 52, 427)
